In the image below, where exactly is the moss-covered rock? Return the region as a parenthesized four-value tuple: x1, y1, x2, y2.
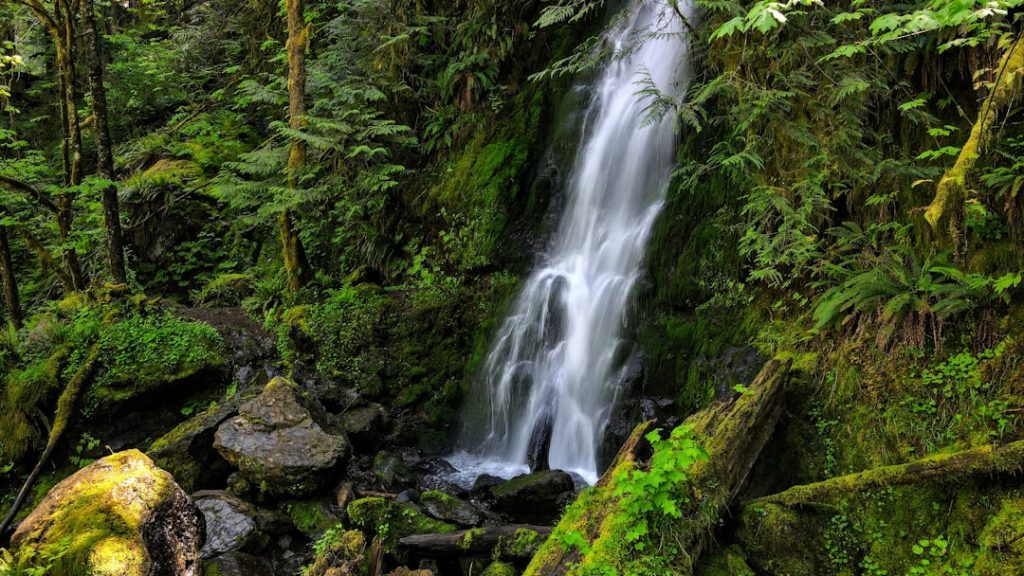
(480, 561, 518, 576)
(147, 395, 244, 492)
(10, 449, 203, 576)
(695, 546, 755, 576)
(419, 490, 484, 527)
(83, 312, 226, 414)
(346, 497, 455, 553)
(287, 498, 342, 537)
(373, 451, 417, 490)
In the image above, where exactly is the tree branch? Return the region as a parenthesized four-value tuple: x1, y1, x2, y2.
(0, 174, 59, 213)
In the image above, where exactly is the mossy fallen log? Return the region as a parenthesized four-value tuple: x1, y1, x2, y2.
(752, 439, 1024, 508)
(398, 525, 551, 557)
(524, 359, 791, 576)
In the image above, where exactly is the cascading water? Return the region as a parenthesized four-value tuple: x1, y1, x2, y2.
(451, 0, 693, 486)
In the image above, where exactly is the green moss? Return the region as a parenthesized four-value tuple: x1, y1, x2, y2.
(480, 561, 518, 576)
(494, 528, 543, 560)
(288, 500, 339, 537)
(84, 313, 225, 412)
(10, 450, 179, 576)
(696, 546, 755, 576)
(461, 528, 486, 550)
(346, 497, 455, 553)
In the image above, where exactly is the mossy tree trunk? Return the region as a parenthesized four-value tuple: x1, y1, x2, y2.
(0, 344, 100, 537)
(282, 0, 312, 293)
(525, 360, 790, 576)
(925, 34, 1024, 248)
(12, 0, 87, 292)
(80, 0, 128, 285)
(0, 226, 21, 328)
(751, 439, 1024, 509)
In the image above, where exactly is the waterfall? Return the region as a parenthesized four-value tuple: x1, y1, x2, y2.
(452, 0, 693, 486)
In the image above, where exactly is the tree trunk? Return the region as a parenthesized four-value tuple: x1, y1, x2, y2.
(752, 439, 1024, 509)
(80, 0, 128, 285)
(925, 34, 1024, 241)
(0, 344, 100, 538)
(0, 226, 22, 329)
(399, 526, 553, 557)
(53, 0, 86, 291)
(281, 0, 312, 293)
(524, 360, 790, 576)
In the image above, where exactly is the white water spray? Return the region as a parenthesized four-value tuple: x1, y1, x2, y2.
(452, 0, 693, 485)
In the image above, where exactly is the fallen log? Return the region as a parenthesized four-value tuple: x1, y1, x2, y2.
(399, 525, 552, 557)
(753, 439, 1024, 508)
(524, 358, 791, 576)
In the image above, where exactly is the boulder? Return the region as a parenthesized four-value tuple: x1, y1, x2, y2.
(419, 490, 484, 527)
(148, 397, 244, 492)
(214, 377, 350, 496)
(372, 451, 417, 490)
(341, 402, 388, 447)
(347, 497, 455, 552)
(412, 457, 463, 493)
(11, 450, 203, 576)
(203, 551, 274, 576)
(193, 491, 260, 559)
(490, 470, 575, 524)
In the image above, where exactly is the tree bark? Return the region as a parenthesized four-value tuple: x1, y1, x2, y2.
(80, 0, 127, 285)
(281, 0, 312, 293)
(0, 226, 22, 328)
(399, 525, 553, 557)
(524, 359, 790, 576)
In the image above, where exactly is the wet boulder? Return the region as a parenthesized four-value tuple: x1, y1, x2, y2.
(490, 470, 575, 524)
(214, 377, 350, 496)
(419, 490, 485, 527)
(193, 490, 260, 559)
(11, 450, 203, 576)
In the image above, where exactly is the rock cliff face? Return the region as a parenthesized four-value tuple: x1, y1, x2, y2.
(11, 450, 203, 576)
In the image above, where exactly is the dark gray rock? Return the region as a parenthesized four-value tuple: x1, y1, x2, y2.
(214, 377, 351, 496)
(341, 402, 388, 448)
(373, 451, 417, 490)
(490, 470, 575, 524)
(194, 491, 259, 559)
(204, 552, 274, 576)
